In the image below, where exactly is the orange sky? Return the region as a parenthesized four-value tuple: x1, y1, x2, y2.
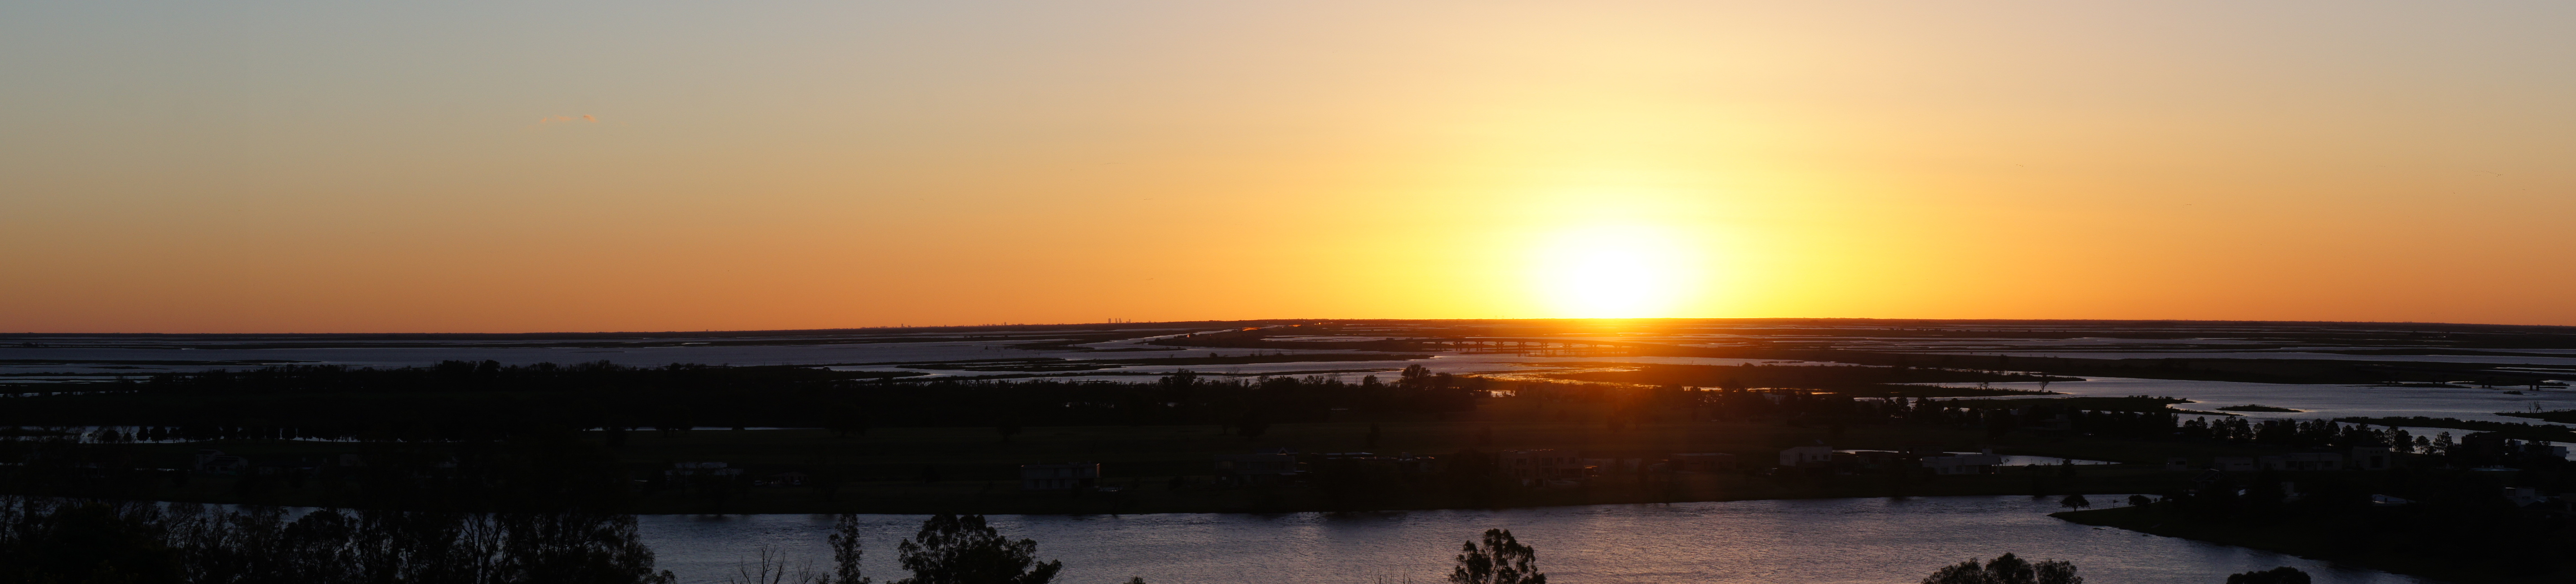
(4, 1, 2573, 332)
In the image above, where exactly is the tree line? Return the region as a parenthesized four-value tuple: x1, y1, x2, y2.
(2140, 457, 2572, 578)
(0, 495, 671, 584)
(0, 362, 1483, 442)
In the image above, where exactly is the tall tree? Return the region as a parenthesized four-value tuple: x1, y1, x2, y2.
(1448, 528, 1545, 584)
(825, 513, 872, 584)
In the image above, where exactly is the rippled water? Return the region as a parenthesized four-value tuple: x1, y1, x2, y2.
(637, 496, 2426, 584)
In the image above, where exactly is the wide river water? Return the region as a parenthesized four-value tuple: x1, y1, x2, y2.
(636, 496, 2426, 584)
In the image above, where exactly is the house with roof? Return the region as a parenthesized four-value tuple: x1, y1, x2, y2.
(1778, 445, 1834, 468)
(2258, 452, 2344, 471)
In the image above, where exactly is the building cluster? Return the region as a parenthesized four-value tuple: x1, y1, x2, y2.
(664, 461, 746, 481)
(1777, 445, 2008, 477)
(1202, 448, 1444, 486)
(191, 449, 373, 477)
(1169, 444, 2013, 488)
(1492, 449, 1745, 486)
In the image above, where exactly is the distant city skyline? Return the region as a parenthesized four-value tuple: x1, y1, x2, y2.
(6, 1, 2573, 332)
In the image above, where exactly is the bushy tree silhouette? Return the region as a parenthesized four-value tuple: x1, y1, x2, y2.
(1920, 553, 2080, 584)
(1449, 528, 1545, 584)
(894, 514, 1061, 584)
(2224, 567, 2310, 584)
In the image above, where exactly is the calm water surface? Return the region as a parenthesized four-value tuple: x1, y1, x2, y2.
(637, 496, 2426, 584)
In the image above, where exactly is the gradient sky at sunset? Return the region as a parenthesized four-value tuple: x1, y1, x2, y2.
(5, 1, 2573, 332)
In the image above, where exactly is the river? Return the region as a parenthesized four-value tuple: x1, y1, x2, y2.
(637, 496, 2426, 584)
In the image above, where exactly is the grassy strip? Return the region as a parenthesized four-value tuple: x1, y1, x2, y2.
(2500, 410, 2576, 424)
(2332, 416, 2576, 441)
(1941, 396, 2204, 413)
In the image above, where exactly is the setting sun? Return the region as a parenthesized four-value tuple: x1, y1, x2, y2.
(1531, 224, 1706, 318)
(7, 2, 2574, 581)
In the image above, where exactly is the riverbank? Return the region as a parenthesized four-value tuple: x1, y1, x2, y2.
(2053, 505, 2572, 584)
(619, 464, 2197, 515)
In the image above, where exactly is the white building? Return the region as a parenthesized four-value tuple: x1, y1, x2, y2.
(666, 461, 744, 479)
(1779, 446, 1834, 468)
(2258, 453, 2343, 471)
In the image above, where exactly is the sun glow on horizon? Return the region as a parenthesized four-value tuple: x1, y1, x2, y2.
(1530, 224, 1709, 319)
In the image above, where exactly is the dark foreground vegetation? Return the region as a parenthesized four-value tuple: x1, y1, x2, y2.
(2053, 444, 2576, 583)
(3, 361, 2205, 514)
(0, 496, 672, 584)
(4, 357, 2573, 582)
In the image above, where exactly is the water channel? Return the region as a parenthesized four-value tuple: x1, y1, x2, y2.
(637, 496, 2427, 584)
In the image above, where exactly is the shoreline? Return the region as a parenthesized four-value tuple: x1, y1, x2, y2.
(2053, 505, 2566, 584)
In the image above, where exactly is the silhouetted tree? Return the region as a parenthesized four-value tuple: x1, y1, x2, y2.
(1449, 528, 1545, 584)
(2060, 494, 2091, 510)
(893, 514, 1061, 584)
(723, 546, 817, 584)
(0, 496, 676, 584)
(1920, 553, 2080, 584)
(828, 514, 872, 584)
